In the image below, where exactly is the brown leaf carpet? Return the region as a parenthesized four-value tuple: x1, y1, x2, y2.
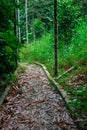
(0, 65, 77, 130)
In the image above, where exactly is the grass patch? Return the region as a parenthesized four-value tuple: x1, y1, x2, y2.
(20, 33, 55, 76)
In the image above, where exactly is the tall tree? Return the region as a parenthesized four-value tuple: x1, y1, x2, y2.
(14, 0, 18, 67)
(25, 0, 29, 44)
(17, 0, 21, 43)
(14, 0, 17, 37)
(32, 0, 36, 42)
(54, 0, 58, 76)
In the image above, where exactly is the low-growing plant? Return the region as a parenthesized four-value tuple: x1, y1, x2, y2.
(69, 85, 87, 114)
(16, 64, 26, 74)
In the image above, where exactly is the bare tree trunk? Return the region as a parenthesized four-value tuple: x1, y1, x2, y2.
(14, 0, 18, 67)
(33, 0, 36, 43)
(17, 0, 21, 43)
(14, 0, 17, 37)
(25, 0, 29, 44)
(54, 0, 58, 76)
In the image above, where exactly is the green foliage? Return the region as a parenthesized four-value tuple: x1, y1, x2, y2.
(20, 33, 54, 74)
(0, 0, 14, 31)
(19, 0, 87, 119)
(69, 85, 87, 114)
(29, 19, 45, 40)
(71, 21, 87, 59)
(73, 0, 87, 21)
(58, 21, 87, 70)
(20, 7, 87, 116)
(58, 0, 81, 44)
(20, 20, 87, 74)
(16, 64, 26, 74)
(20, 0, 53, 41)
(0, 31, 19, 79)
(0, 0, 19, 81)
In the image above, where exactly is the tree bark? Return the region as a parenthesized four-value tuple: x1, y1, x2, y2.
(25, 0, 29, 44)
(14, 0, 18, 67)
(54, 0, 58, 76)
(33, 0, 36, 43)
(14, 0, 17, 37)
(17, 0, 21, 43)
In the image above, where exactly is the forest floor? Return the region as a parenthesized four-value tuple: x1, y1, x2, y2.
(0, 64, 77, 130)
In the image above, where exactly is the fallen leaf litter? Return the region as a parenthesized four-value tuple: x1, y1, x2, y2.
(0, 64, 78, 130)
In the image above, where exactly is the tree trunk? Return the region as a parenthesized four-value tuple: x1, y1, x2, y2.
(14, 0, 17, 37)
(25, 0, 29, 44)
(54, 0, 58, 76)
(17, 0, 21, 43)
(33, 0, 36, 43)
(14, 0, 18, 67)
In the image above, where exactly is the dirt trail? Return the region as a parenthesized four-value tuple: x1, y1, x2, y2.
(0, 64, 77, 130)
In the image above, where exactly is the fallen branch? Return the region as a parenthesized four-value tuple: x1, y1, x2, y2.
(55, 58, 83, 80)
(55, 65, 76, 80)
(0, 85, 11, 106)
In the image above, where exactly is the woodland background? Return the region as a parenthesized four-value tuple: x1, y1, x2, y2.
(0, 0, 87, 120)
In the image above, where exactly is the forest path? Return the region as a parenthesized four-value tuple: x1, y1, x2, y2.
(0, 64, 77, 130)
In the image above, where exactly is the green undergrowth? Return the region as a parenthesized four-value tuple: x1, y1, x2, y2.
(0, 87, 5, 97)
(20, 21, 87, 118)
(20, 23, 87, 75)
(0, 73, 17, 97)
(0, 63, 26, 97)
(15, 63, 27, 74)
(58, 65, 87, 117)
(20, 33, 55, 75)
(0, 64, 24, 97)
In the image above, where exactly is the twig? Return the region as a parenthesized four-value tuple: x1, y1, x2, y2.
(55, 66, 76, 80)
(54, 58, 83, 80)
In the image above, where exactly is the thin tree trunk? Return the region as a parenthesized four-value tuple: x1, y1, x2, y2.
(14, 0, 19, 38)
(17, 0, 21, 43)
(14, 0, 18, 67)
(14, 0, 17, 37)
(54, 0, 58, 76)
(33, 0, 36, 43)
(25, 0, 29, 44)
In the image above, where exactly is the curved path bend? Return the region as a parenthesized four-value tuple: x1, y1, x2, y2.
(0, 64, 77, 130)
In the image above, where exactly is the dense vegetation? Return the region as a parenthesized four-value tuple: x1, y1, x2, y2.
(20, 0, 87, 119)
(0, 0, 19, 83)
(0, 0, 87, 123)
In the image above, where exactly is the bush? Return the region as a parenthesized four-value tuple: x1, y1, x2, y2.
(0, 0, 20, 81)
(58, 0, 81, 44)
(0, 31, 19, 80)
(29, 19, 45, 40)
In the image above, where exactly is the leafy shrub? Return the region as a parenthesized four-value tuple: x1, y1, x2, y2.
(29, 19, 45, 39)
(69, 85, 87, 114)
(0, 0, 20, 81)
(58, 0, 81, 44)
(0, 31, 19, 80)
(0, 0, 13, 35)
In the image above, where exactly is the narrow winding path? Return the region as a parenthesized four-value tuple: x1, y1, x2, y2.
(0, 65, 77, 130)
